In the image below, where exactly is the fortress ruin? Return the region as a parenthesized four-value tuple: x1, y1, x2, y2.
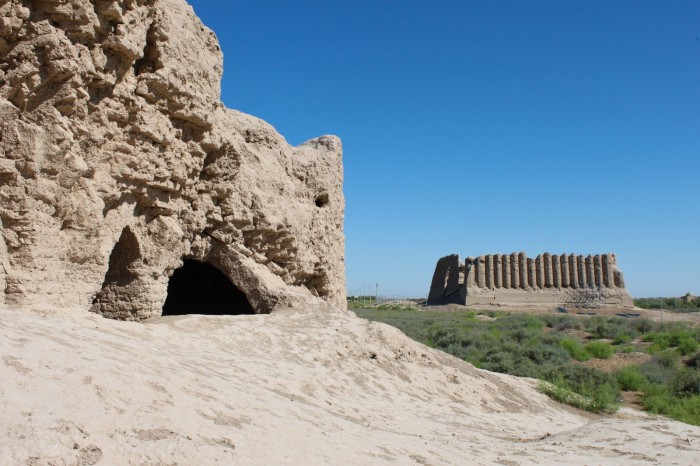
(428, 253, 634, 308)
(0, 0, 345, 320)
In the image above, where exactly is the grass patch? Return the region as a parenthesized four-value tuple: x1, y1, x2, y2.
(616, 366, 647, 391)
(538, 379, 619, 414)
(642, 388, 700, 426)
(585, 341, 614, 359)
(559, 337, 590, 361)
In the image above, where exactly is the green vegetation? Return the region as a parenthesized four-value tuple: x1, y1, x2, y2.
(615, 365, 647, 391)
(642, 325, 699, 355)
(347, 296, 420, 311)
(634, 297, 700, 313)
(559, 337, 590, 361)
(613, 350, 700, 426)
(347, 296, 378, 308)
(373, 303, 418, 312)
(584, 341, 614, 359)
(539, 377, 619, 414)
(355, 308, 700, 424)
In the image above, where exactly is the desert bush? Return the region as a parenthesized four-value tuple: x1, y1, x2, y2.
(670, 369, 700, 396)
(584, 317, 634, 341)
(613, 333, 633, 345)
(634, 318, 656, 334)
(540, 332, 563, 346)
(678, 337, 699, 356)
(508, 357, 541, 378)
(538, 381, 607, 413)
(559, 337, 590, 361)
(655, 349, 681, 368)
(642, 332, 672, 353)
(482, 351, 516, 374)
(585, 341, 614, 359)
(427, 324, 466, 349)
(524, 343, 570, 367)
(667, 326, 700, 355)
(642, 326, 700, 355)
(616, 366, 647, 391)
(540, 366, 619, 413)
(541, 315, 582, 331)
(638, 350, 680, 385)
(614, 344, 635, 353)
(492, 314, 544, 333)
(542, 364, 617, 393)
(642, 387, 700, 426)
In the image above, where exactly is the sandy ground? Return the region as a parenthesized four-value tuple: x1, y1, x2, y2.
(1, 306, 699, 465)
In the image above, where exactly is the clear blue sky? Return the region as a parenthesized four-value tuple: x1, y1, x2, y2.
(187, 0, 699, 298)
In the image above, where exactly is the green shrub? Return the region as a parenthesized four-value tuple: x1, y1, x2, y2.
(641, 326, 700, 355)
(642, 387, 700, 426)
(613, 333, 633, 345)
(539, 376, 619, 414)
(542, 364, 617, 390)
(614, 344, 635, 353)
(524, 343, 570, 366)
(642, 332, 672, 353)
(655, 349, 681, 368)
(509, 357, 541, 378)
(482, 351, 516, 374)
(669, 325, 699, 351)
(670, 369, 700, 396)
(634, 319, 655, 334)
(585, 317, 634, 341)
(585, 341, 614, 359)
(616, 366, 647, 391)
(573, 383, 620, 414)
(541, 365, 620, 413)
(641, 332, 661, 343)
(543, 315, 582, 331)
(559, 337, 590, 361)
(677, 336, 699, 356)
(638, 350, 679, 385)
(503, 314, 544, 329)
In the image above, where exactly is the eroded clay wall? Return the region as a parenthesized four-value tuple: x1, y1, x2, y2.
(0, 0, 346, 319)
(428, 253, 634, 308)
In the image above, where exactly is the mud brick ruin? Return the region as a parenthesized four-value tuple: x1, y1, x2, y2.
(0, 0, 345, 320)
(428, 253, 634, 308)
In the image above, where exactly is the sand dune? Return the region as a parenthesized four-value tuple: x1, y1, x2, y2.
(1, 307, 699, 465)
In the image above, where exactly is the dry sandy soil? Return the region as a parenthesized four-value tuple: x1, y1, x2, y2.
(2, 306, 699, 465)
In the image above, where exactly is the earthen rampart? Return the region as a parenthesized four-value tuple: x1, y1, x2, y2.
(428, 253, 633, 308)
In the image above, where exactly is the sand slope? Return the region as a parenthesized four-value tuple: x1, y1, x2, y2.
(1, 307, 699, 465)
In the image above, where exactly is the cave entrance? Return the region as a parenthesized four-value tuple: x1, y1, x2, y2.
(103, 226, 140, 286)
(162, 259, 255, 316)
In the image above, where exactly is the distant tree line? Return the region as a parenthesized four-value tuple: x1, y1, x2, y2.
(635, 297, 700, 312)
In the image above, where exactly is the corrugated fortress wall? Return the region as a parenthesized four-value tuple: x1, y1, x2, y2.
(428, 253, 633, 308)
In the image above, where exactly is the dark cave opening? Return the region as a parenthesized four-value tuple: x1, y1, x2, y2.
(100, 226, 140, 288)
(162, 259, 255, 316)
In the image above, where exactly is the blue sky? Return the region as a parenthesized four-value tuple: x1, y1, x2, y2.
(187, 0, 700, 298)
